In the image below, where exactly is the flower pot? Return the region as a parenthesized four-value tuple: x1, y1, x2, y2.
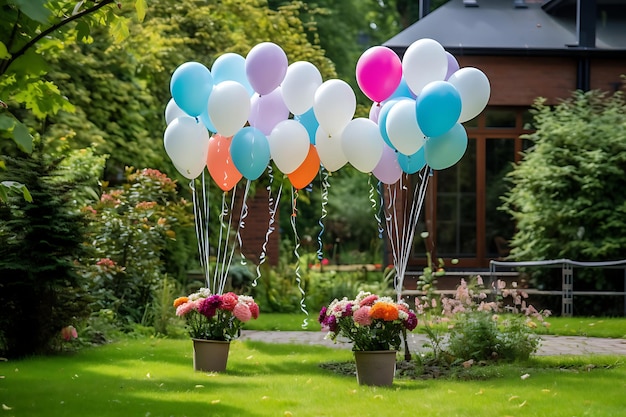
(354, 350, 397, 386)
(192, 338, 230, 372)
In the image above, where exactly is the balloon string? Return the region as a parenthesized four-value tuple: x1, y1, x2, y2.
(220, 180, 251, 294)
(253, 167, 282, 287)
(213, 191, 228, 293)
(290, 187, 308, 328)
(316, 167, 329, 261)
(368, 174, 383, 239)
(375, 180, 385, 239)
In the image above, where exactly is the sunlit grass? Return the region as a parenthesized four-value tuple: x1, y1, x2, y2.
(2, 337, 625, 417)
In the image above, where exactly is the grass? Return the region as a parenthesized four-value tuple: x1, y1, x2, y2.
(2, 337, 625, 417)
(244, 313, 626, 339)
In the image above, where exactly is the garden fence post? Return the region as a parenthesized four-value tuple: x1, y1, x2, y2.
(562, 262, 573, 317)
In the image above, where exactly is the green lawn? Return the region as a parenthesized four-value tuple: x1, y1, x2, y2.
(1, 337, 625, 417)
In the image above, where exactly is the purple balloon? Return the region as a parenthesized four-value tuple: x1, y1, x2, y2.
(245, 42, 288, 95)
(445, 52, 460, 81)
(372, 144, 402, 184)
(249, 87, 289, 135)
(369, 102, 382, 124)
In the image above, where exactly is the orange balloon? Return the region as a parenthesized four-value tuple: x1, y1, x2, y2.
(288, 144, 320, 189)
(207, 134, 243, 191)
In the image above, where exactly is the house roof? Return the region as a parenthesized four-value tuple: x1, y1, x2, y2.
(384, 0, 626, 57)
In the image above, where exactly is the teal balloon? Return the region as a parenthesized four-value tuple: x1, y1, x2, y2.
(424, 123, 468, 170)
(398, 148, 426, 174)
(211, 53, 254, 96)
(378, 99, 410, 150)
(199, 108, 217, 133)
(230, 127, 271, 180)
(170, 62, 214, 117)
(415, 81, 461, 138)
(388, 77, 415, 100)
(294, 107, 319, 145)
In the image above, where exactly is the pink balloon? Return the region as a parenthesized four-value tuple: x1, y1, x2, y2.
(372, 144, 402, 185)
(356, 46, 402, 103)
(245, 42, 288, 95)
(249, 87, 289, 135)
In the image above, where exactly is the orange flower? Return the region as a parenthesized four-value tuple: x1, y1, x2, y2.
(369, 302, 399, 321)
(173, 296, 189, 308)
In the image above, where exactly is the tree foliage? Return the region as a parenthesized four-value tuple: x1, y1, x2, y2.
(501, 90, 626, 262)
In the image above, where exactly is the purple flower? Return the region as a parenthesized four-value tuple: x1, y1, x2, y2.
(404, 311, 418, 331)
(342, 303, 353, 317)
(318, 306, 328, 324)
(198, 295, 222, 319)
(325, 315, 338, 333)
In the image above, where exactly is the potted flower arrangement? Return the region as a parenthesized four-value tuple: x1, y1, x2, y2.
(173, 288, 259, 372)
(318, 291, 418, 386)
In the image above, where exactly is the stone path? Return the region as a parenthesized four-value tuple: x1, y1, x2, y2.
(240, 330, 626, 356)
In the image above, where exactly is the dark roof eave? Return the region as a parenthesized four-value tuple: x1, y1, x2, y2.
(386, 45, 626, 59)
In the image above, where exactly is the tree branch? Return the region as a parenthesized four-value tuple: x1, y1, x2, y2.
(0, 0, 116, 76)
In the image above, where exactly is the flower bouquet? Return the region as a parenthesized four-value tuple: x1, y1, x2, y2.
(173, 288, 259, 341)
(173, 288, 259, 372)
(318, 291, 418, 351)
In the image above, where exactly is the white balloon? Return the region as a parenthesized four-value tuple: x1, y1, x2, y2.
(207, 80, 251, 137)
(268, 120, 310, 174)
(313, 79, 356, 136)
(163, 116, 210, 179)
(341, 118, 384, 173)
(315, 126, 348, 172)
(386, 99, 426, 155)
(282, 61, 323, 116)
(402, 38, 447, 95)
(165, 98, 187, 125)
(447, 67, 491, 123)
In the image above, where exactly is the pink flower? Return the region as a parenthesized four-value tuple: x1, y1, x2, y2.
(353, 306, 372, 326)
(248, 302, 260, 319)
(176, 300, 197, 317)
(359, 294, 378, 307)
(61, 325, 78, 341)
(233, 303, 252, 322)
(221, 292, 239, 311)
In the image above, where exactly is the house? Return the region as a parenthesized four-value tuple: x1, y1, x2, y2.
(383, 0, 626, 270)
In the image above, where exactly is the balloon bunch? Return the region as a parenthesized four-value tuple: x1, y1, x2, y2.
(358, 38, 490, 181)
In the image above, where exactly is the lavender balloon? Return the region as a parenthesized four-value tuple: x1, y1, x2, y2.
(245, 42, 288, 95)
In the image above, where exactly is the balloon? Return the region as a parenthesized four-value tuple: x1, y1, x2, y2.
(402, 38, 447, 95)
(211, 52, 254, 96)
(372, 144, 402, 184)
(282, 61, 323, 116)
(245, 42, 288, 95)
(230, 127, 271, 180)
(444, 52, 460, 81)
(398, 148, 426, 174)
(386, 99, 426, 155)
(268, 120, 310, 174)
(294, 107, 319, 144)
(378, 99, 410, 149)
(341, 118, 384, 173)
(447, 67, 491, 123)
(388, 76, 415, 100)
(199, 107, 217, 133)
(249, 87, 289, 135)
(288, 144, 320, 189)
(313, 79, 356, 136)
(369, 102, 382, 124)
(315, 126, 348, 172)
(165, 98, 187, 125)
(416, 81, 462, 138)
(356, 46, 402, 103)
(163, 116, 210, 179)
(207, 81, 251, 137)
(169, 61, 213, 117)
(207, 134, 242, 191)
(424, 123, 468, 170)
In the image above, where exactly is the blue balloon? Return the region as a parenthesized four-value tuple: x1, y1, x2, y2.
(199, 108, 217, 133)
(170, 62, 214, 117)
(230, 127, 271, 180)
(211, 53, 255, 97)
(398, 148, 426, 174)
(294, 107, 319, 145)
(424, 123, 468, 170)
(388, 76, 415, 100)
(378, 99, 411, 150)
(415, 81, 461, 138)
